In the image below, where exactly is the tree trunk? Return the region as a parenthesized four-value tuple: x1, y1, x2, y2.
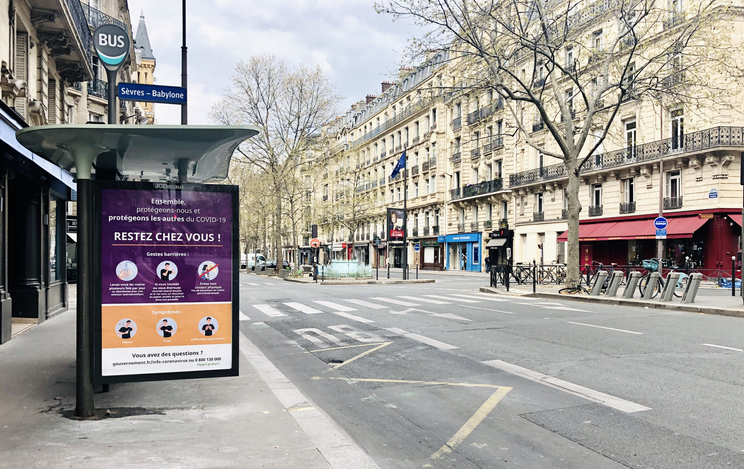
(566, 161, 583, 286)
(275, 193, 283, 269)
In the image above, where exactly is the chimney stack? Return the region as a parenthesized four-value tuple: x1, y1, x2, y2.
(381, 81, 393, 93)
(366, 94, 377, 104)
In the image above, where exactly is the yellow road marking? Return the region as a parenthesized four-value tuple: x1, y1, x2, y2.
(429, 387, 511, 460)
(306, 342, 389, 353)
(332, 342, 392, 369)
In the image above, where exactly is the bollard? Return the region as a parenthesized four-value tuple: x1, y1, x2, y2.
(732, 257, 737, 297)
(642, 272, 661, 300)
(416, 263, 419, 280)
(622, 271, 642, 298)
(660, 272, 680, 301)
(376, 264, 379, 281)
(533, 260, 537, 294)
(590, 270, 609, 296)
(606, 271, 624, 297)
(506, 264, 511, 292)
(682, 273, 703, 304)
(387, 263, 390, 279)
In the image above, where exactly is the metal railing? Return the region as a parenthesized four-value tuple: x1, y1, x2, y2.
(458, 223, 466, 232)
(451, 178, 504, 200)
(81, 2, 126, 30)
(450, 187, 461, 199)
(453, 116, 461, 130)
(484, 220, 492, 229)
(664, 196, 683, 210)
(424, 227, 430, 236)
(620, 201, 636, 214)
(561, 209, 569, 219)
(88, 78, 108, 98)
(412, 228, 419, 236)
(589, 205, 603, 216)
(451, 152, 461, 162)
(532, 121, 545, 132)
(467, 109, 480, 126)
(66, 0, 93, 63)
(509, 126, 744, 188)
(411, 165, 419, 176)
(471, 148, 480, 159)
(470, 222, 479, 231)
(432, 225, 440, 235)
(533, 212, 545, 222)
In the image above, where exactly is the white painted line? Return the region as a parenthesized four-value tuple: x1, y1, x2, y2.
(344, 299, 388, 309)
(702, 343, 744, 352)
(239, 310, 250, 321)
(461, 305, 514, 314)
(483, 359, 651, 413)
(425, 295, 480, 304)
(450, 293, 512, 302)
(245, 282, 260, 286)
(371, 297, 419, 307)
(331, 311, 374, 324)
(397, 295, 451, 305)
(285, 302, 324, 315)
(535, 302, 567, 306)
(567, 322, 643, 335)
(544, 306, 590, 312)
(264, 283, 273, 286)
(313, 300, 357, 312)
(385, 327, 458, 350)
(239, 333, 380, 468)
(251, 304, 287, 318)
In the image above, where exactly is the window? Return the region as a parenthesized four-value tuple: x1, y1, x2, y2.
(565, 88, 574, 117)
(454, 103, 461, 118)
(397, 187, 401, 201)
(431, 108, 437, 124)
(520, 195, 526, 215)
(563, 188, 569, 210)
(430, 175, 436, 194)
(566, 47, 575, 71)
(414, 152, 419, 166)
(592, 30, 603, 52)
(538, 152, 545, 171)
(454, 171, 461, 188)
(591, 183, 603, 207)
(390, 190, 394, 203)
(472, 167, 478, 183)
(623, 178, 635, 203)
(671, 108, 684, 150)
(666, 170, 681, 198)
(488, 203, 493, 220)
(501, 201, 508, 219)
(495, 160, 502, 178)
(414, 183, 419, 198)
(49, 198, 63, 282)
(535, 193, 544, 213)
(625, 119, 637, 158)
(474, 206, 479, 223)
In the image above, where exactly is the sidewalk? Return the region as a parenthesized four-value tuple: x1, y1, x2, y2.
(480, 282, 744, 318)
(0, 296, 378, 468)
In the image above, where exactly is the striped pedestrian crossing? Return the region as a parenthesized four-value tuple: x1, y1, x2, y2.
(370, 297, 419, 307)
(344, 299, 388, 309)
(284, 302, 324, 315)
(313, 300, 357, 312)
(251, 304, 286, 317)
(397, 295, 451, 305)
(424, 294, 481, 303)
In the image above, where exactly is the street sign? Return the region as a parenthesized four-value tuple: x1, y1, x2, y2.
(414, 244, 420, 252)
(310, 238, 320, 248)
(118, 83, 187, 105)
(656, 229, 667, 239)
(654, 217, 668, 230)
(93, 24, 131, 72)
(709, 188, 718, 199)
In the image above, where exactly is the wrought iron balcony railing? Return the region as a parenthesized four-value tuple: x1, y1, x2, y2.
(470, 222, 479, 231)
(451, 178, 504, 201)
(66, 0, 93, 63)
(412, 228, 419, 237)
(589, 205, 603, 216)
(451, 152, 461, 163)
(484, 220, 492, 229)
(81, 2, 126, 30)
(561, 209, 569, 219)
(619, 201, 636, 214)
(458, 223, 466, 232)
(432, 225, 440, 235)
(453, 116, 461, 130)
(471, 148, 480, 159)
(88, 78, 107, 98)
(533, 212, 545, 222)
(424, 227, 430, 236)
(663, 196, 683, 210)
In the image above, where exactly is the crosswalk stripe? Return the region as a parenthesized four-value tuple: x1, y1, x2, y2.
(239, 310, 250, 321)
(251, 304, 286, 317)
(313, 300, 357, 312)
(386, 327, 458, 350)
(247, 283, 260, 286)
(371, 297, 419, 307)
(284, 302, 324, 315)
(397, 295, 450, 305)
(331, 311, 374, 324)
(425, 294, 480, 303)
(450, 293, 511, 302)
(344, 299, 388, 309)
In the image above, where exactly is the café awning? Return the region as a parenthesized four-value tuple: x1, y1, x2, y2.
(558, 216, 708, 242)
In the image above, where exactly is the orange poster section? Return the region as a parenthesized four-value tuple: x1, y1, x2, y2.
(102, 303, 232, 348)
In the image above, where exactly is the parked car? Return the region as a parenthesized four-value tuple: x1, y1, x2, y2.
(265, 259, 290, 269)
(244, 253, 267, 271)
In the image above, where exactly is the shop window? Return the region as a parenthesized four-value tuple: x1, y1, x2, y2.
(49, 198, 64, 282)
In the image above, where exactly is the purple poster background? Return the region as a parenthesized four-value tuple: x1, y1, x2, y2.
(101, 188, 233, 305)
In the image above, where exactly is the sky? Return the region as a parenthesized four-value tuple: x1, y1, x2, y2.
(126, 0, 424, 125)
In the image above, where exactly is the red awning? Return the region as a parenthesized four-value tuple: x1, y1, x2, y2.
(557, 216, 708, 242)
(727, 213, 743, 228)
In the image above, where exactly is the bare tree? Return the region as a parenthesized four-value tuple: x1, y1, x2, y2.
(336, 152, 377, 260)
(376, 0, 736, 285)
(211, 54, 341, 270)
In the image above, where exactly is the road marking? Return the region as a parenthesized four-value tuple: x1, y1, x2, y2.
(450, 293, 512, 302)
(567, 321, 643, 335)
(397, 295, 451, 304)
(389, 308, 471, 322)
(315, 377, 509, 389)
(313, 300, 357, 312)
(344, 299, 387, 309)
(239, 310, 250, 321)
(702, 343, 744, 352)
(544, 306, 590, 312)
(245, 282, 260, 286)
(331, 311, 374, 324)
(284, 302, 324, 315)
(425, 294, 480, 303)
(461, 305, 514, 314)
(430, 387, 511, 460)
(329, 342, 392, 369)
(371, 297, 419, 307)
(483, 359, 650, 413)
(294, 328, 344, 347)
(251, 304, 287, 317)
(264, 283, 273, 286)
(385, 327, 458, 350)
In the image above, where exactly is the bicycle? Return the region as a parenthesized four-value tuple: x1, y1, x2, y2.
(637, 259, 689, 298)
(559, 271, 592, 294)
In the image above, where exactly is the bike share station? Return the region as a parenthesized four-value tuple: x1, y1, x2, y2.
(15, 22, 259, 418)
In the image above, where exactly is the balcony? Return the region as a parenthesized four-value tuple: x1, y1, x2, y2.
(81, 2, 126, 30)
(589, 205, 603, 217)
(322, 195, 328, 201)
(533, 212, 545, 222)
(451, 178, 504, 201)
(450, 187, 461, 199)
(467, 109, 480, 126)
(451, 152, 461, 163)
(662, 70, 685, 88)
(412, 136, 420, 144)
(663, 196, 683, 210)
(381, 151, 387, 159)
(561, 209, 569, 219)
(429, 156, 437, 168)
(380, 177, 385, 186)
(484, 220, 492, 229)
(371, 181, 378, 188)
(498, 219, 509, 229)
(619, 201, 636, 214)
(395, 145, 402, 153)
(424, 227, 430, 236)
(533, 77, 546, 88)
(413, 228, 419, 237)
(458, 223, 466, 232)
(664, 12, 686, 29)
(388, 173, 401, 183)
(411, 165, 419, 176)
(36, 0, 94, 83)
(532, 121, 545, 132)
(509, 126, 744, 188)
(470, 222, 479, 231)
(470, 148, 480, 159)
(432, 225, 440, 235)
(452, 116, 461, 130)
(422, 160, 430, 172)
(87, 78, 108, 99)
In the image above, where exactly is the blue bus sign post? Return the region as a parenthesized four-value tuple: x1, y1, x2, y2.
(654, 217, 668, 240)
(118, 83, 187, 105)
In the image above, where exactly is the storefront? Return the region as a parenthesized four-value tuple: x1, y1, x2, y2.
(557, 212, 739, 270)
(445, 233, 482, 272)
(486, 228, 514, 266)
(419, 238, 444, 270)
(354, 242, 370, 265)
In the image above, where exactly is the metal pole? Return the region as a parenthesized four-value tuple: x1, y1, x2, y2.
(533, 260, 537, 294)
(181, 0, 188, 125)
(657, 107, 664, 260)
(732, 256, 736, 297)
(402, 159, 408, 280)
(106, 70, 117, 124)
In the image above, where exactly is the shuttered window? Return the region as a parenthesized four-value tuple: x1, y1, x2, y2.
(14, 31, 27, 119)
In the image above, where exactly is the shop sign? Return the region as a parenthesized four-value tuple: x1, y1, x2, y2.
(421, 239, 440, 247)
(95, 182, 238, 384)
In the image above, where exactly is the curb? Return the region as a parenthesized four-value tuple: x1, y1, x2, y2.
(479, 286, 744, 319)
(285, 278, 435, 285)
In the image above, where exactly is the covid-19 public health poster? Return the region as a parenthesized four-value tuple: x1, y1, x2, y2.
(95, 182, 238, 383)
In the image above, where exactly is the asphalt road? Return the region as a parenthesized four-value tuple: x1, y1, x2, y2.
(239, 272, 744, 468)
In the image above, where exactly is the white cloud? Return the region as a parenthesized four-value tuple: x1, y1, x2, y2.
(127, 0, 424, 125)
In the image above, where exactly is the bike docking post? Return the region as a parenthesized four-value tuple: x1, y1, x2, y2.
(642, 272, 661, 300)
(606, 271, 624, 297)
(682, 272, 703, 303)
(660, 272, 680, 301)
(533, 260, 537, 294)
(623, 271, 642, 298)
(590, 270, 609, 296)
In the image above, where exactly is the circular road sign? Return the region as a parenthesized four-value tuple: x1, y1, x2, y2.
(93, 24, 131, 72)
(310, 238, 320, 248)
(654, 217, 668, 229)
(414, 244, 421, 252)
